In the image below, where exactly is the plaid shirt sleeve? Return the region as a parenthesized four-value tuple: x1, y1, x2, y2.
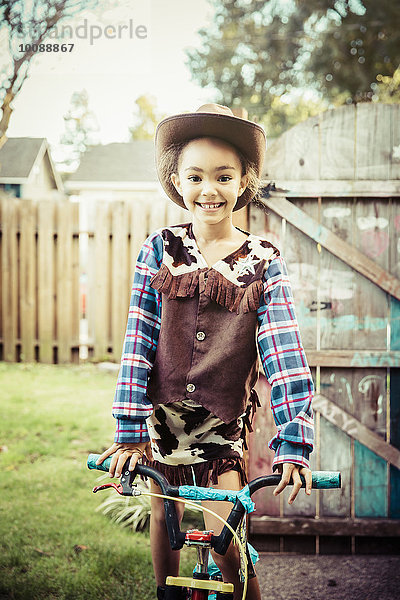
(112, 230, 163, 444)
(257, 255, 314, 470)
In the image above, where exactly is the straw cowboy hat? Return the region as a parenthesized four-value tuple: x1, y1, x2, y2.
(155, 103, 266, 211)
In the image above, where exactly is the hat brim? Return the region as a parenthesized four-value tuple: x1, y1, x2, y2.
(155, 112, 266, 211)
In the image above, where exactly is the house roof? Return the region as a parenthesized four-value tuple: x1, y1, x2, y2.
(68, 140, 158, 183)
(0, 137, 64, 191)
(0, 137, 44, 178)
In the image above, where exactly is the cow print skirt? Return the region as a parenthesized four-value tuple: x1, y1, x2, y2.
(143, 397, 247, 487)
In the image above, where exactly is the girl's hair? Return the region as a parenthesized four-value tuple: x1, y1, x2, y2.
(158, 137, 263, 204)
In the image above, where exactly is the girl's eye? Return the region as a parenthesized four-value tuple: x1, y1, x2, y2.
(188, 175, 232, 183)
(187, 175, 232, 182)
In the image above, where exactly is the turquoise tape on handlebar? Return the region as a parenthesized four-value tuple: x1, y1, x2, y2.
(310, 471, 341, 489)
(87, 454, 111, 472)
(178, 484, 256, 513)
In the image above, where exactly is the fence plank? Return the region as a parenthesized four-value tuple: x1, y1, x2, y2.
(71, 202, 80, 362)
(112, 201, 130, 361)
(285, 200, 319, 349)
(390, 104, 400, 180)
(319, 104, 356, 180)
(354, 441, 388, 517)
(320, 417, 351, 517)
(94, 202, 111, 360)
(305, 349, 400, 368)
(1, 198, 18, 361)
(37, 201, 55, 363)
(250, 516, 400, 536)
(354, 198, 389, 350)
(356, 104, 392, 181)
(150, 197, 168, 233)
(390, 369, 400, 518)
(249, 376, 280, 517)
(19, 200, 36, 362)
(319, 198, 355, 351)
(130, 200, 149, 272)
(264, 114, 320, 181)
(56, 201, 73, 362)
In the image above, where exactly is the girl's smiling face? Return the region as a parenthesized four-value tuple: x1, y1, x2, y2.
(170, 137, 248, 222)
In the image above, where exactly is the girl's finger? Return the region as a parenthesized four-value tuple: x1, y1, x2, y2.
(115, 452, 131, 478)
(288, 468, 302, 504)
(109, 449, 123, 477)
(273, 463, 293, 496)
(301, 467, 312, 495)
(96, 444, 115, 465)
(128, 452, 141, 472)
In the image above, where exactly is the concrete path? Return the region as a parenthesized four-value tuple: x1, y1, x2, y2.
(255, 554, 400, 600)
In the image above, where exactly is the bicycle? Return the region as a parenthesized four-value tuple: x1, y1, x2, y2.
(87, 454, 341, 600)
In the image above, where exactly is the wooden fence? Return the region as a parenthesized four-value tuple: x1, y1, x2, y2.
(0, 197, 80, 363)
(0, 195, 247, 363)
(82, 196, 189, 361)
(0, 195, 187, 363)
(248, 102, 400, 553)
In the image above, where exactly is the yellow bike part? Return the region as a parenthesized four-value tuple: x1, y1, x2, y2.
(166, 575, 234, 593)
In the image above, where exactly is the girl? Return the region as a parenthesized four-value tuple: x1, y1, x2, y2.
(97, 103, 314, 600)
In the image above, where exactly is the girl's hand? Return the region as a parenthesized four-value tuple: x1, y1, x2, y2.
(96, 442, 153, 478)
(273, 463, 312, 504)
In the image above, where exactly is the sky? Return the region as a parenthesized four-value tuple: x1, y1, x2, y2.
(3, 0, 217, 153)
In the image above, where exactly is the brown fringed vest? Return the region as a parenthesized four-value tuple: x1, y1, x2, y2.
(146, 222, 279, 425)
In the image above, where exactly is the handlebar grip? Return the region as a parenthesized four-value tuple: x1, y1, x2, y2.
(87, 454, 112, 472)
(311, 471, 341, 489)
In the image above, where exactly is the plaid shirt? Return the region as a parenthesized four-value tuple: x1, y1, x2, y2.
(113, 229, 314, 470)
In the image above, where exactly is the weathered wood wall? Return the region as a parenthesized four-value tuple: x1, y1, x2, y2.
(248, 103, 400, 551)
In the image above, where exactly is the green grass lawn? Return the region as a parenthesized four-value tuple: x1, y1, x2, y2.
(0, 363, 195, 600)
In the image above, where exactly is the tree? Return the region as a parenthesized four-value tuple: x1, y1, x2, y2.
(186, 0, 400, 134)
(129, 95, 166, 140)
(374, 66, 400, 104)
(0, 0, 99, 140)
(263, 94, 327, 140)
(304, 0, 400, 103)
(57, 89, 99, 173)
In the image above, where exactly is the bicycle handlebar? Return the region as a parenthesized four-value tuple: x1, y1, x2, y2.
(87, 453, 340, 554)
(87, 454, 340, 489)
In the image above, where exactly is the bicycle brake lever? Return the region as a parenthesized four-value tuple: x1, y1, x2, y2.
(92, 482, 124, 494)
(92, 460, 138, 496)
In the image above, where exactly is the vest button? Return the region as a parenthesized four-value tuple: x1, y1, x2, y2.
(186, 383, 196, 393)
(196, 331, 206, 341)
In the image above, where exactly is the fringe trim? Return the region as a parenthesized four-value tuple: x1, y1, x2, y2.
(241, 389, 262, 451)
(141, 455, 247, 488)
(150, 263, 200, 299)
(204, 270, 264, 314)
(150, 263, 264, 314)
